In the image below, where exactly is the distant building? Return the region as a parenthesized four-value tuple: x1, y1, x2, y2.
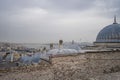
(94, 16, 120, 47)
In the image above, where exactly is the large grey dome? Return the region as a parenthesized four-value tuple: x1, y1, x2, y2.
(96, 17, 120, 43)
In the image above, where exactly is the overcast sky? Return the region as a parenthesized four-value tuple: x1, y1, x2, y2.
(0, 0, 120, 43)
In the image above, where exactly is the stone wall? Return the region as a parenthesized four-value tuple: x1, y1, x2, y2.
(0, 51, 120, 80)
(51, 51, 120, 79)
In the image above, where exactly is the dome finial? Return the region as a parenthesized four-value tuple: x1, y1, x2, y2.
(113, 15, 117, 24)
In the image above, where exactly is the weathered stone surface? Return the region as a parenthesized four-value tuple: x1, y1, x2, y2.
(0, 51, 120, 80)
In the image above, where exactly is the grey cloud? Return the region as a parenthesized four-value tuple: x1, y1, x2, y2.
(0, 0, 96, 12)
(0, 0, 120, 12)
(1, 0, 120, 15)
(94, 0, 120, 17)
(47, 0, 96, 11)
(0, 0, 120, 43)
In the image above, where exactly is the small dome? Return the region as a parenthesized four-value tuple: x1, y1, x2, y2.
(96, 16, 120, 43)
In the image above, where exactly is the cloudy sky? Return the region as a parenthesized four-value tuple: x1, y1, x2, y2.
(0, 0, 120, 43)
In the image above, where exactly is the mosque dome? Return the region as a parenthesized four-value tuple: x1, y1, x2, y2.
(95, 16, 120, 43)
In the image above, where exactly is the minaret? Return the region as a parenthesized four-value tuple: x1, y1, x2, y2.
(59, 40, 63, 50)
(10, 53, 14, 62)
(113, 15, 117, 24)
